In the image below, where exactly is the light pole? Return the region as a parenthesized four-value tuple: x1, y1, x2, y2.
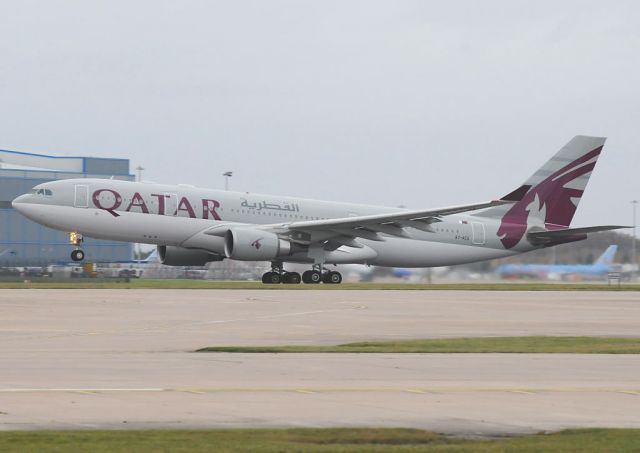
(136, 165, 145, 183)
(223, 171, 233, 191)
(632, 200, 638, 277)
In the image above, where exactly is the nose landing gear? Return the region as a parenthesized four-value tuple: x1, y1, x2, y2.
(71, 249, 85, 262)
(69, 232, 85, 262)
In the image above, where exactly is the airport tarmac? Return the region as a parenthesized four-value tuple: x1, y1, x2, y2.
(1, 289, 639, 435)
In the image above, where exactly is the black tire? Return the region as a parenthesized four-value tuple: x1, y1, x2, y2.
(71, 250, 85, 262)
(323, 271, 342, 284)
(309, 271, 322, 284)
(302, 271, 312, 283)
(262, 272, 273, 284)
(287, 272, 301, 284)
(270, 272, 281, 284)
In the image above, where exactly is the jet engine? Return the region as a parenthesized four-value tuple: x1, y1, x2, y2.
(224, 228, 291, 260)
(158, 246, 224, 266)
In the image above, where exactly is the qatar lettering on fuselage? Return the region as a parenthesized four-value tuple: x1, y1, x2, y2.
(91, 189, 221, 220)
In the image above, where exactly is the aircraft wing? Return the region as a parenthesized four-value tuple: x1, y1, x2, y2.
(278, 199, 513, 244)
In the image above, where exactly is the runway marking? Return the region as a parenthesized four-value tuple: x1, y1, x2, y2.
(0, 388, 165, 393)
(1, 387, 639, 395)
(618, 390, 640, 396)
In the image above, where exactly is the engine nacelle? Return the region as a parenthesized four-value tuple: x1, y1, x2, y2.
(224, 228, 291, 261)
(158, 246, 224, 266)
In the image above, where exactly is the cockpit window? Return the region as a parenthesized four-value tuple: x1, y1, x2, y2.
(32, 188, 53, 196)
(44, 189, 53, 196)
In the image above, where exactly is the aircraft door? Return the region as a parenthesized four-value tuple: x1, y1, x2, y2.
(471, 222, 485, 245)
(164, 193, 177, 216)
(74, 185, 89, 208)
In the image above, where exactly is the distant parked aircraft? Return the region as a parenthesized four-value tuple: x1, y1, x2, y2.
(496, 245, 619, 280)
(111, 248, 160, 265)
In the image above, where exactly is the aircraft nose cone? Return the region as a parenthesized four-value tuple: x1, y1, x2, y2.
(11, 194, 29, 211)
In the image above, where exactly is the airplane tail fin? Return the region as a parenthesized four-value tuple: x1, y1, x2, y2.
(142, 249, 159, 263)
(482, 136, 607, 248)
(594, 245, 618, 266)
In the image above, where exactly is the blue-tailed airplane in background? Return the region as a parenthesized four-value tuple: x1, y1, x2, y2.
(496, 245, 619, 280)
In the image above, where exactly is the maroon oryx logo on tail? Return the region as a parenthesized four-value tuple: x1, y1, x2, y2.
(498, 146, 602, 249)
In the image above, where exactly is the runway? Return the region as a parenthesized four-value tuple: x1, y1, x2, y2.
(1, 289, 639, 435)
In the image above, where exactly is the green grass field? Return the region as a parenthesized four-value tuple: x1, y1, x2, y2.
(0, 428, 638, 452)
(0, 279, 638, 290)
(197, 336, 640, 354)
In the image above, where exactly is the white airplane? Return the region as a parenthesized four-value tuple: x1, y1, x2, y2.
(11, 136, 627, 284)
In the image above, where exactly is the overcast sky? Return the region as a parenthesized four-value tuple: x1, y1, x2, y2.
(1, 1, 638, 228)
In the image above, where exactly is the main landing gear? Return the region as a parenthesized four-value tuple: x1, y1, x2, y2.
(262, 263, 342, 285)
(261, 263, 301, 284)
(69, 232, 85, 262)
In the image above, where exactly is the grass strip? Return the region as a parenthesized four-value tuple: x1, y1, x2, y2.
(197, 336, 640, 354)
(0, 428, 639, 452)
(0, 279, 638, 291)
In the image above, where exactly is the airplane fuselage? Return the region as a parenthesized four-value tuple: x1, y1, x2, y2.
(12, 178, 525, 267)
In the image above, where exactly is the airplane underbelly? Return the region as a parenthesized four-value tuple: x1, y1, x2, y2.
(365, 238, 514, 267)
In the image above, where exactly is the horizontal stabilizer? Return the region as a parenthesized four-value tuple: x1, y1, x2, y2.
(527, 225, 630, 246)
(500, 185, 531, 202)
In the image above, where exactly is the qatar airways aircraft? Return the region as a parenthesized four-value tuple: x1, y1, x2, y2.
(11, 136, 626, 284)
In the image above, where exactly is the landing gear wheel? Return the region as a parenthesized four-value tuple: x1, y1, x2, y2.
(306, 270, 322, 284)
(282, 272, 301, 284)
(262, 271, 281, 284)
(71, 249, 85, 262)
(323, 271, 342, 284)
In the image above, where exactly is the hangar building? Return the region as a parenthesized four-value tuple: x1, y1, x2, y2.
(0, 148, 134, 266)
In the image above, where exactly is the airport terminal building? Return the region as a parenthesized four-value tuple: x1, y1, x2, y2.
(0, 149, 134, 266)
